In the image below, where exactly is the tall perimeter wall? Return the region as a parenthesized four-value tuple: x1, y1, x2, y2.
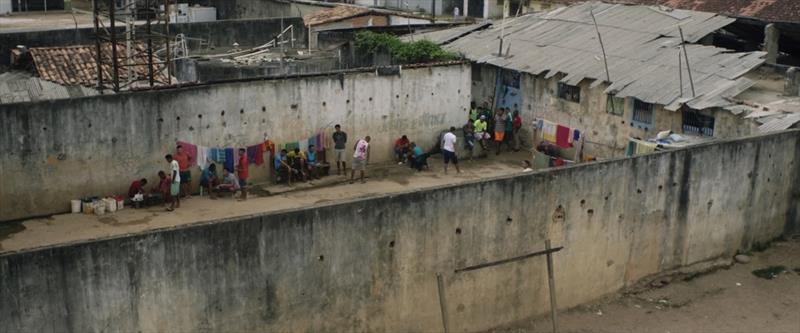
(1, 131, 798, 332)
(0, 63, 471, 221)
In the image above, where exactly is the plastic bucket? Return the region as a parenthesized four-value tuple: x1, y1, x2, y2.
(71, 200, 81, 213)
(95, 203, 106, 215)
(105, 198, 117, 213)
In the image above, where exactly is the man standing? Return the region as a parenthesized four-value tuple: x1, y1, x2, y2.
(237, 148, 248, 201)
(333, 124, 347, 175)
(442, 127, 461, 174)
(174, 145, 191, 198)
(350, 135, 371, 184)
(165, 154, 181, 211)
(494, 109, 506, 155)
(512, 110, 523, 152)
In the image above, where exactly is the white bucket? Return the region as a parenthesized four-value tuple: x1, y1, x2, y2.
(105, 198, 117, 213)
(95, 203, 106, 215)
(71, 200, 81, 213)
(117, 199, 124, 210)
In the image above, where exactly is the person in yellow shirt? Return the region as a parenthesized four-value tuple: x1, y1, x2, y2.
(473, 115, 489, 151)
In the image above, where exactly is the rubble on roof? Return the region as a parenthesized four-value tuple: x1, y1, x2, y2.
(724, 97, 800, 132)
(304, 6, 372, 26)
(28, 43, 171, 89)
(0, 71, 102, 105)
(441, 2, 765, 111)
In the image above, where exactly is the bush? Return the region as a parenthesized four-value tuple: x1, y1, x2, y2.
(354, 31, 458, 64)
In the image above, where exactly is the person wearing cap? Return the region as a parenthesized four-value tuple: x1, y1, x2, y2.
(473, 115, 489, 151)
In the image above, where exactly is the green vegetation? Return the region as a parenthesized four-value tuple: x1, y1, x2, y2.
(751, 265, 786, 279)
(354, 31, 458, 64)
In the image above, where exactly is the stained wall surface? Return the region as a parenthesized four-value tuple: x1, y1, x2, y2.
(1, 130, 798, 332)
(0, 64, 471, 221)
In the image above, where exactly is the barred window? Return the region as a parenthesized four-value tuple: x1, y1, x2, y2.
(557, 83, 580, 103)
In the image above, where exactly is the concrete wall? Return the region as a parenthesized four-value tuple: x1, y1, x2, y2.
(1, 130, 798, 332)
(0, 18, 307, 67)
(188, 0, 330, 19)
(0, 63, 471, 221)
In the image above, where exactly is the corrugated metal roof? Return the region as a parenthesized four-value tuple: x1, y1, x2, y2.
(401, 22, 491, 44)
(551, 0, 800, 24)
(443, 2, 766, 110)
(29, 43, 170, 88)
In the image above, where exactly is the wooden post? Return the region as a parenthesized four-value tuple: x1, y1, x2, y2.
(545, 239, 558, 333)
(436, 273, 450, 333)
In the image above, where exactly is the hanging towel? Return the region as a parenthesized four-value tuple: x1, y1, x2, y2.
(177, 141, 198, 167)
(555, 125, 571, 148)
(224, 148, 235, 173)
(210, 148, 223, 164)
(196, 145, 210, 169)
(573, 129, 581, 141)
(542, 120, 557, 143)
(247, 145, 258, 164)
(255, 143, 265, 166)
(635, 141, 657, 155)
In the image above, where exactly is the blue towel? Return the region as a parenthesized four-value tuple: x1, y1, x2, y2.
(573, 129, 581, 141)
(224, 148, 235, 173)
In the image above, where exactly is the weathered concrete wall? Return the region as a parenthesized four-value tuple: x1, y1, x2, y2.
(1, 130, 797, 332)
(188, 0, 329, 19)
(0, 18, 307, 67)
(0, 63, 471, 221)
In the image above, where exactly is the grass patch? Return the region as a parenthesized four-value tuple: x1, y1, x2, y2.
(752, 265, 786, 279)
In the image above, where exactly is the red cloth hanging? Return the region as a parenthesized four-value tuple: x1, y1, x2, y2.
(555, 125, 572, 148)
(254, 143, 265, 166)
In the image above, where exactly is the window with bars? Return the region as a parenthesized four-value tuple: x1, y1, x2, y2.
(557, 83, 580, 103)
(682, 111, 715, 136)
(631, 99, 655, 128)
(606, 95, 624, 116)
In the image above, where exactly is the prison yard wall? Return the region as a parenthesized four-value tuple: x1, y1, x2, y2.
(0, 17, 307, 67)
(1, 130, 798, 332)
(0, 63, 471, 221)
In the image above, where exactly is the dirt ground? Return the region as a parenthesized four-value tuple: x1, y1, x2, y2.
(516, 237, 800, 333)
(0, 150, 535, 254)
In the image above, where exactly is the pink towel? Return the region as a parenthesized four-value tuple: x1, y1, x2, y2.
(177, 141, 198, 166)
(555, 125, 572, 148)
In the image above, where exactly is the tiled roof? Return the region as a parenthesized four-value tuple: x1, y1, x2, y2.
(303, 6, 371, 26)
(28, 43, 170, 88)
(549, 0, 800, 23)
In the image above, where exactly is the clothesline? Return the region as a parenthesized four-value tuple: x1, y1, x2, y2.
(534, 118, 581, 148)
(176, 128, 333, 171)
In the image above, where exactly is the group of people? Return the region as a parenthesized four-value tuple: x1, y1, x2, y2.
(463, 101, 523, 157)
(128, 144, 250, 211)
(127, 119, 478, 210)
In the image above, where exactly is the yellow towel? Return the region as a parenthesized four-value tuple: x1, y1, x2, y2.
(542, 120, 557, 143)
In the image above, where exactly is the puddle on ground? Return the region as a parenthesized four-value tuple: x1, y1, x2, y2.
(98, 215, 154, 226)
(0, 222, 27, 250)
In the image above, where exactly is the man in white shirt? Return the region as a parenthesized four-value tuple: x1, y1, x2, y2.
(165, 154, 181, 211)
(442, 127, 461, 174)
(350, 135, 371, 184)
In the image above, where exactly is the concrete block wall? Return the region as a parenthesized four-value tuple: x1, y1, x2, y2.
(0, 64, 471, 221)
(1, 130, 797, 332)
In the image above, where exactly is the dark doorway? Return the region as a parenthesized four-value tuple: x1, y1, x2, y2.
(468, 0, 483, 17)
